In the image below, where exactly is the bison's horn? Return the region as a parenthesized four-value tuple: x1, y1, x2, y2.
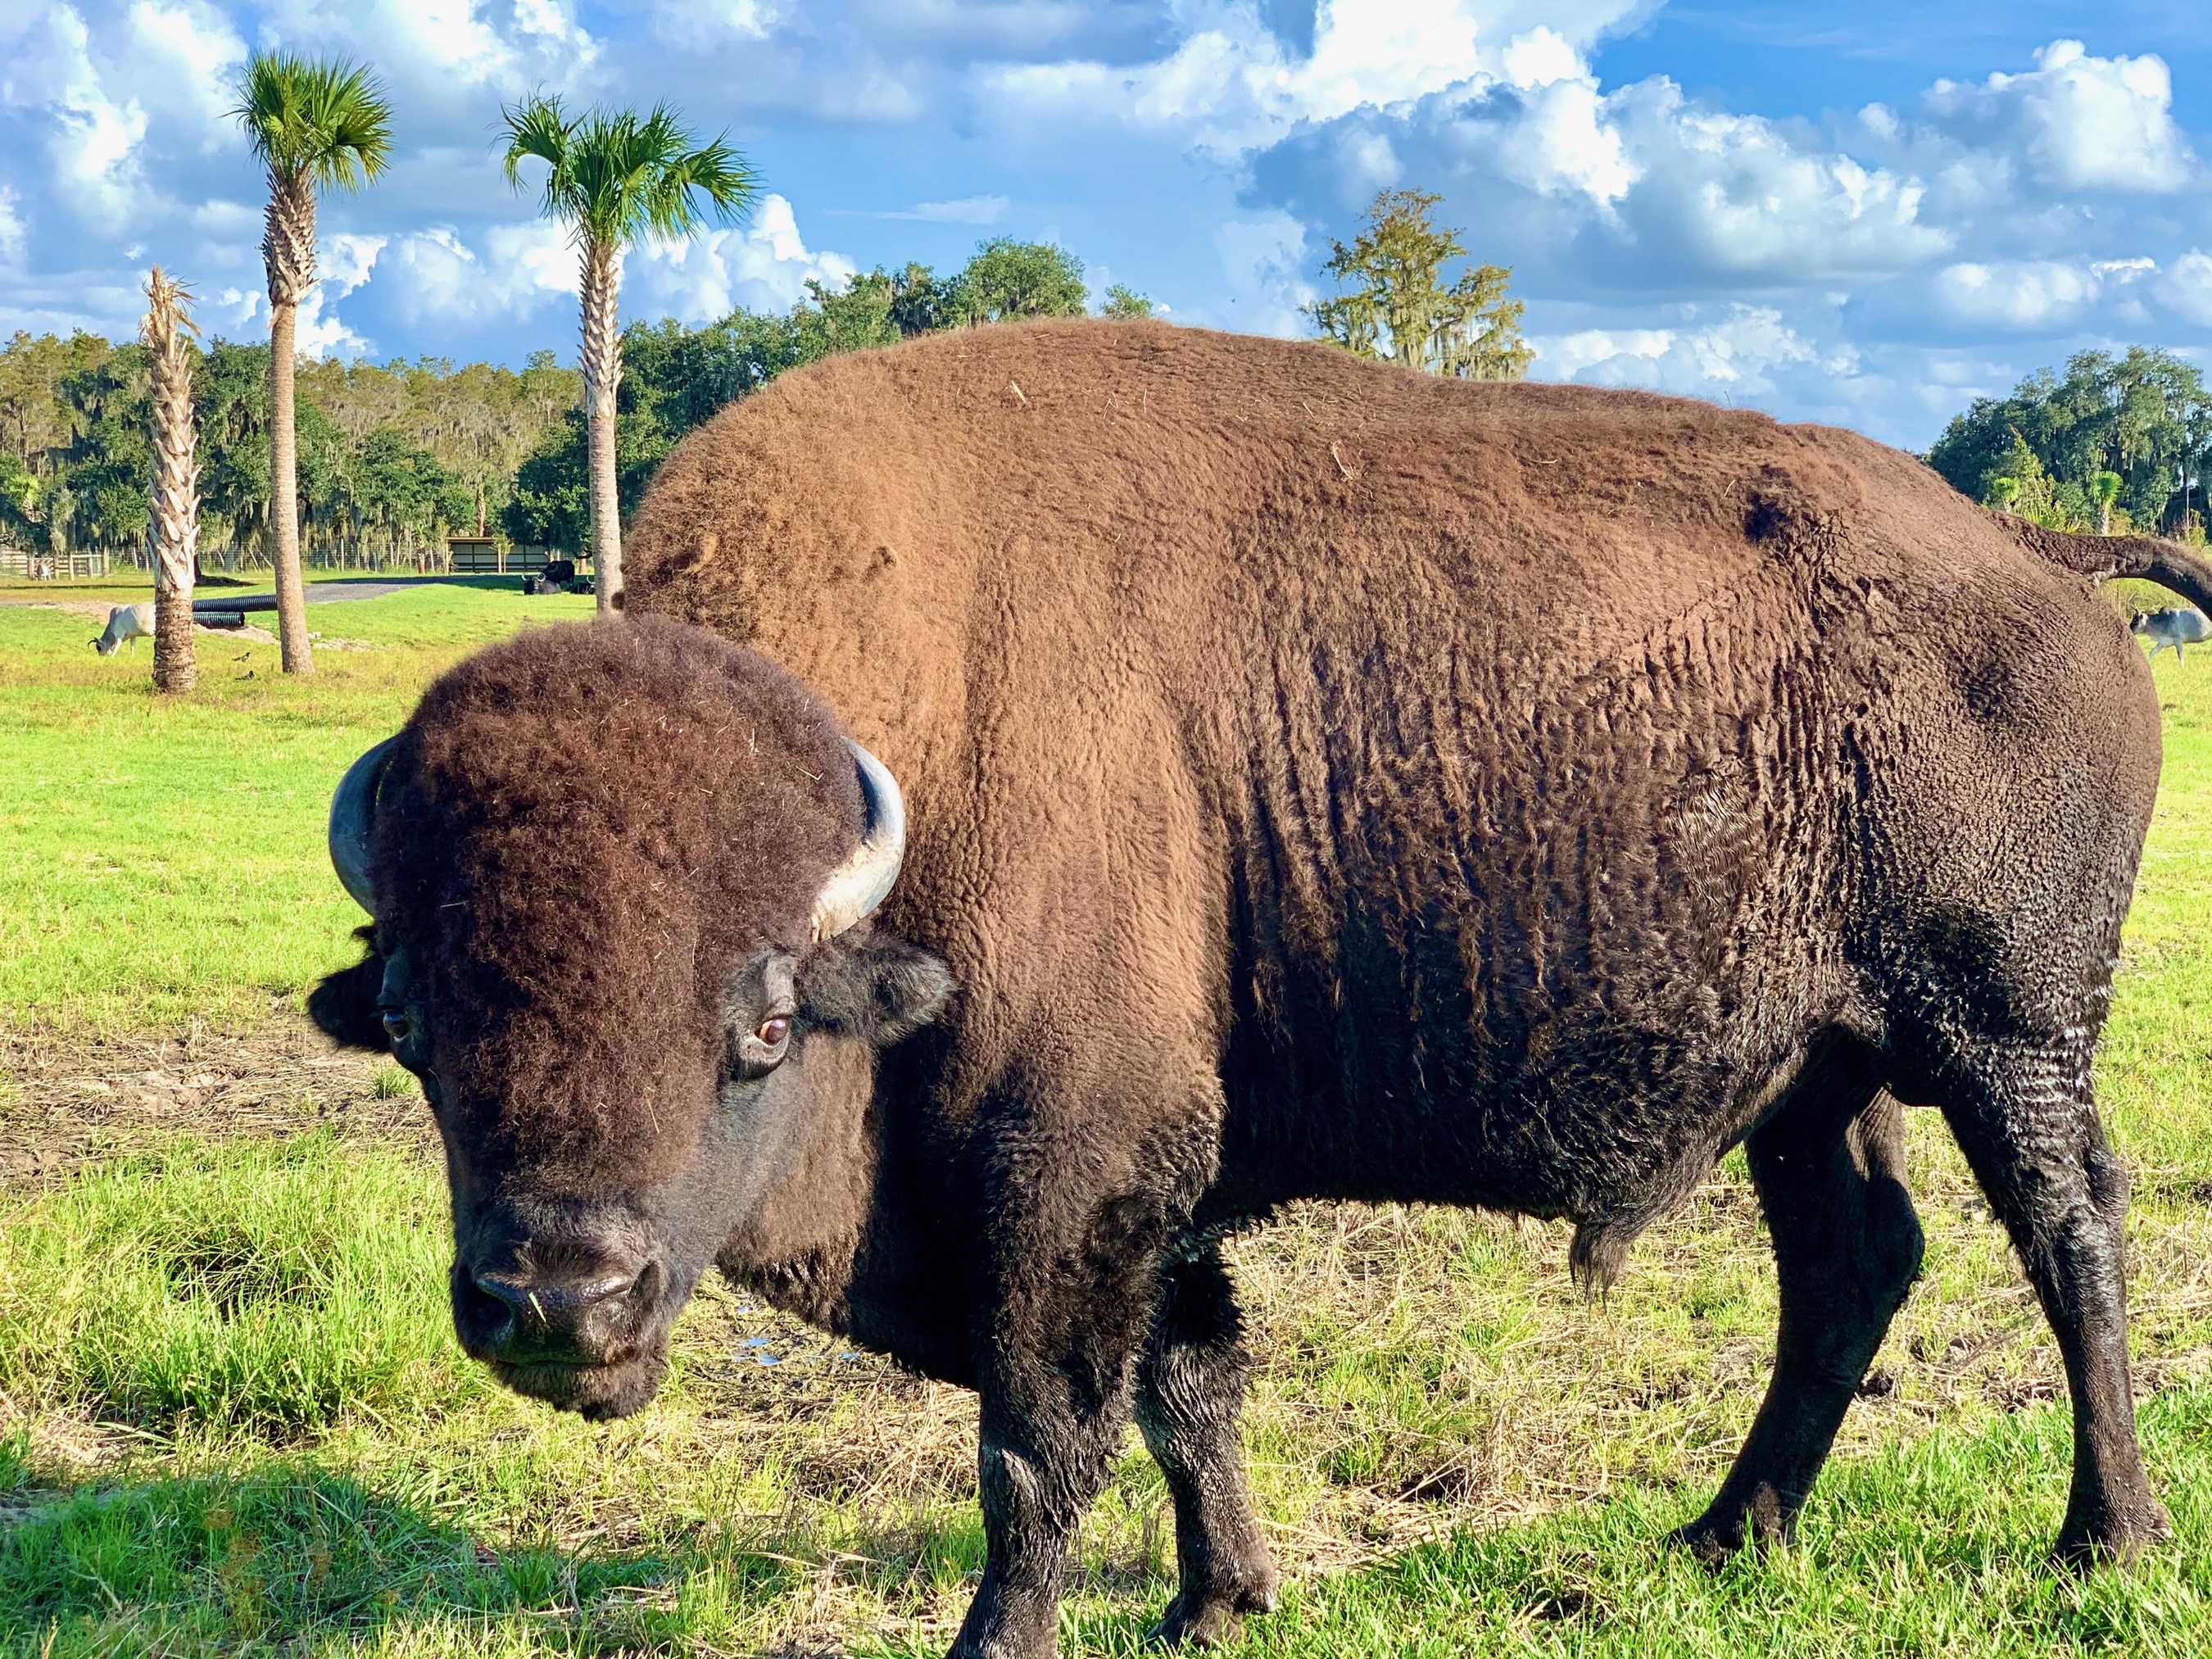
(809, 739, 908, 942)
(329, 737, 397, 915)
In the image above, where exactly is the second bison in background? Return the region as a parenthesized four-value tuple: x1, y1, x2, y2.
(314, 321, 2201, 1658)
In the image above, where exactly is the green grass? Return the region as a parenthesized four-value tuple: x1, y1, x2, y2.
(0, 1134, 478, 1432)
(0, 577, 593, 1031)
(1, 581, 2210, 1655)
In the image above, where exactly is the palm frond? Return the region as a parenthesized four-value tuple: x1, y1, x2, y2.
(499, 96, 756, 252)
(500, 93, 577, 203)
(231, 52, 393, 189)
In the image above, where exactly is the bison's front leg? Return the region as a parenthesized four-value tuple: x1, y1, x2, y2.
(952, 1190, 1170, 1659)
(1135, 1244, 1278, 1648)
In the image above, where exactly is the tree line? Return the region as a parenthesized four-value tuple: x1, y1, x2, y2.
(0, 234, 1149, 571)
(0, 331, 578, 569)
(1926, 347, 2210, 541)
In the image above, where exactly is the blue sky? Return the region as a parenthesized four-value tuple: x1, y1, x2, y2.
(2, 1, 2208, 449)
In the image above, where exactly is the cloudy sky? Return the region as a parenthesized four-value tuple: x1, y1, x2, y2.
(2, 0, 2207, 448)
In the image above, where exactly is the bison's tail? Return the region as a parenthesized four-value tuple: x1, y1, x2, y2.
(2008, 517, 2212, 616)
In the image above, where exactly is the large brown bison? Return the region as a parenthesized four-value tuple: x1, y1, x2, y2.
(313, 321, 2203, 1657)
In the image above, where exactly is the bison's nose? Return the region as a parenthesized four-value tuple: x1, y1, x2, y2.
(459, 1260, 653, 1366)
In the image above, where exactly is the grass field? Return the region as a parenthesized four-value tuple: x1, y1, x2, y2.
(0, 574, 595, 1032)
(2, 578, 2210, 1657)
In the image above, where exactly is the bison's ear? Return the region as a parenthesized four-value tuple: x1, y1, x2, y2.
(309, 931, 392, 1052)
(798, 931, 955, 1047)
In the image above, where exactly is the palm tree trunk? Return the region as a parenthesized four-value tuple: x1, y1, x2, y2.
(263, 170, 317, 673)
(147, 267, 198, 694)
(581, 238, 623, 615)
(267, 301, 314, 671)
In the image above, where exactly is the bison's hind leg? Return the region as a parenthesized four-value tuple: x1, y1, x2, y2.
(1674, 1038, 1924, 1562)
(1135, 1243, 1279, 1649)
(1911, 1031, 2171, 1563)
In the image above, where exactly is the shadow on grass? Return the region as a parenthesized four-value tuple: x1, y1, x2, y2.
(0, 1440, 998, 1657)
(0, 1460, 717, 1655)
(4, 1387, 2209, 1657)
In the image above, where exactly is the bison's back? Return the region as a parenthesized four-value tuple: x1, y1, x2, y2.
(627, 322, 2101, 859)
(631, 321, 2024, 712)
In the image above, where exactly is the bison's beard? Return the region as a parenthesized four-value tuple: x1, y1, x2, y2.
(488, 1347, 671, 1421)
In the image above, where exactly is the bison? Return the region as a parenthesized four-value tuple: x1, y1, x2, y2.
(312, 322, 2201, 1657)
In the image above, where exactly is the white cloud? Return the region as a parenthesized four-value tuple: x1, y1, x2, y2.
(123, 0, 247, 143)
(910, 194, 1009, 224)
(378, 222, 575, 326)
(6, 6, 149, 224)
(849, 193, 1010, 224)
(990, 0, 1643, 160)
(1608, 84, 1949, 280)
(654, 0, 787, 47)
(1489, 73, 1635, 205)
(1893, 253, 2185, 333)
(1921, 256, 2166, 333)
(289, 231, 383, 356)
(1260, 70, 1945, 288)
(628, 194, 859, 319)
(255, 0, 512, 87)
(1213, 210, 1312, 337)
(1532, 304, 1855, 398)
(510, 0, 596, 61)
(368, 196, 857, 331)
(320, 233, 385, 293)
(1923, 39, 2196, 195)
(2160, 252, 2212, 328)
(483, 221, 580, 300)
(249, 0, 598, 111)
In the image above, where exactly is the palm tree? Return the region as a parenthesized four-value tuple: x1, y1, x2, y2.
(233, 53, 392, 674)
(2091, 469, 2123, 537)
(501, 96, 755, 614)
(143, 266, 199, 694)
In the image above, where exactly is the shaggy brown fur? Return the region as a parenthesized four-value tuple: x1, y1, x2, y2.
(320, 320, 2210, 1658)
(360, 617, 862, 1181)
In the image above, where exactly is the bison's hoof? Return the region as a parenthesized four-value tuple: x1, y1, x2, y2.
(1667, 1511, 1789, 1568)
(1670, 1481, 1794, 1568)
(1666, 1519, 1747, 1569)
(2052, 1499, 2173, 1571)
(1145, 1574, 1280, 1649)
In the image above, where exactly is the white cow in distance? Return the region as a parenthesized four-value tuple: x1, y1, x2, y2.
(91, 601, 156, 656)
(2130, 605, 2212, 662)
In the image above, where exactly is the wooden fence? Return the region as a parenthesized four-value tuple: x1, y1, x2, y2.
(0, 550, 109, 578)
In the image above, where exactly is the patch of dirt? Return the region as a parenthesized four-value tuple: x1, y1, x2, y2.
(0, 1018, 435, 1188)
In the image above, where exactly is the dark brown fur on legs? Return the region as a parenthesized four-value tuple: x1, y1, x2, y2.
(1675, 1049, 1921, 1561)
(958, 1162, 1174, 1658)
(1136, 1248, 1279, 1648)
(1929, 1049, 2169, 1562)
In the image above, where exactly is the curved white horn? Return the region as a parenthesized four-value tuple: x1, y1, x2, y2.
(809, 739, 908, 941)
(329, 737, 397, 915)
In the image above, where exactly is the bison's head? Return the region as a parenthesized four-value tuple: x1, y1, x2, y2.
(309, 618, 951, 1419)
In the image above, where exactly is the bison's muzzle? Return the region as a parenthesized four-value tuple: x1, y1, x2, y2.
(451, 1246, 673, 1421)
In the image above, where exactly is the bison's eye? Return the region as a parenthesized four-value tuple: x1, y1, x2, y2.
(380, 1008, 411, 1043)
(728, 1009, 795, 1079)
